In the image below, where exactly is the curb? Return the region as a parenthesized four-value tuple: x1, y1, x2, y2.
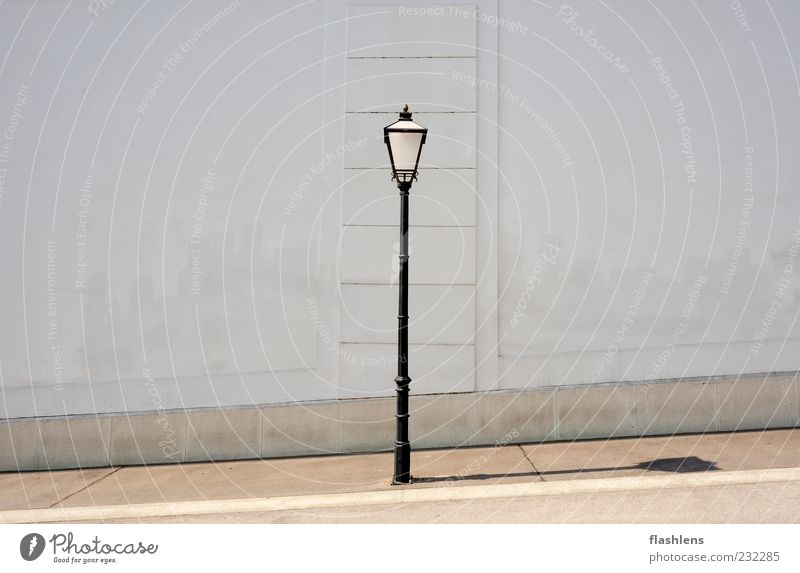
(2, 466, 799, 523)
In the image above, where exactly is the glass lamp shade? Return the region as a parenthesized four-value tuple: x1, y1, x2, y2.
(384, 107, 427, 184)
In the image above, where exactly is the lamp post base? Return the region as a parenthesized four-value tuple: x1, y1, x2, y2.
(393, 374, 411, 484)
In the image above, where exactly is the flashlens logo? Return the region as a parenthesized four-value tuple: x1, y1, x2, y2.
(20, 533, 46, 561)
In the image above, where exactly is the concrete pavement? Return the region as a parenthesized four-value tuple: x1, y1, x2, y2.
(0, 428, 798, 523)
(96, 478, 800, 523)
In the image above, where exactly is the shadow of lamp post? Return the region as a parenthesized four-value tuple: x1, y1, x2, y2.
(383, 104, 428, 485)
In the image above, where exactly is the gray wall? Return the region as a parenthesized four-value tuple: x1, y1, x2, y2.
(1, 1, 799, 432)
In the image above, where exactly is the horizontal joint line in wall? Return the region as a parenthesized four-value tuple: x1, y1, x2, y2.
(500, 337, 800, 358)
(342, 224, 476, 228)
(346, 56, 476, 59)
(344, 167, 476, 170)
(346, 111, 475, 114)
(340, 282, 475, 286)
(339, 342, 475, 347)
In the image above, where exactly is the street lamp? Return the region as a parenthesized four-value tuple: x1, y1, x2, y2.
(384, 104, 427, 485)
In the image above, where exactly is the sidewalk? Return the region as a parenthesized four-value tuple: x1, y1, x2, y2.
(1, 428, 798, 522)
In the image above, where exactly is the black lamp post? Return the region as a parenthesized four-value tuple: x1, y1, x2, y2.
(384, 105, 427, 485)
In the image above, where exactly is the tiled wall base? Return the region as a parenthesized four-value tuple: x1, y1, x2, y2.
(2, 373, 798, 471)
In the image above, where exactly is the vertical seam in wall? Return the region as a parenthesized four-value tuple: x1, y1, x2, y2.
(258, 406, 264, 458)
(108, 416, 115, 465)
(101, 417, 112, 467)
(792, 372, 800, 424)
(472, 392, 478, 446)
(183, 413, 189, 463)
(492, 2, 500, 393)
(34, 420, 44, 470)
(474, 0, 498, 393)
(555, 388, 560, 441)
(336, 400, 342, 454)
(473, 3, 480, 390)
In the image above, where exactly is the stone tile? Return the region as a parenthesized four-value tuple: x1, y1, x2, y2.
(476, 389, 557, 445)
(338, 397, 394, 453)
(717, 374, 800, 432)
(638, 380, 717, 436)
(37, 416, 112, 470)
(261, 402, 339, 458)
(185, 408, 261, 462)
(110, 412, 186, 466)
(410, 393, 476, 449)
(0, 467, 114, 510)
(411, 445, 537, 485)
(557, 384, 637, 440)
(0, 418, 39, 472)
(523, 438, 650, 482)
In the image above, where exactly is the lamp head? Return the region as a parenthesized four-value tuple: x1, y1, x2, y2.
(384, 105, 427, 185)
